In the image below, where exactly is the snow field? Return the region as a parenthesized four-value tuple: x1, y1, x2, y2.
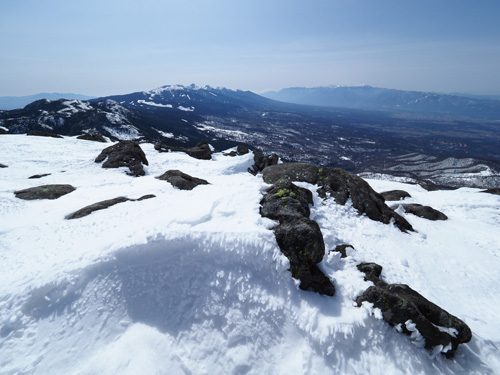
(1, 135, 500, 374)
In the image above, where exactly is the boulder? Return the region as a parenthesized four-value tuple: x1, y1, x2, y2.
(263, 163, 414, 232)
(155, 141, 212, 160)
(331, 244, 355, 258)
(95, 141, 149, 177)
(260, 179, 313, 221)
(0, 163, 7, 168)
(14, 184, 75, 200)
(260, 179, 335, 296)
(393, 204, 448, 221)
(28, 173, 51, 179)
(356, 262, 471, 357)
(66, 195, 155, 220)
(156, 170, 209, 190)
(248, 150, 279, 175)
(27, 131, 63, 138)
(77, 133, 107, 142)
(236, 145, 249, 155)
(224, 145, 250, 157)
(381, 190, 412, 201)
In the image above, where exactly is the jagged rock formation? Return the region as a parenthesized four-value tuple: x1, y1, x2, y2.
(77, 133, 107, 142)
(248, 151, 279, 175)
(156, 170, 209, 190)
(262, 163, 414, 232)
(393, 204, 448, 221)
(260, 179, 335, 296)
(66, 195, 155, 219)
(14, 184, 75, 200)
(27, 130, 63, 138)
(356, 262, 471, 357)
(331, 244, 355, 258)
(95, 141, 149, 176)
(381, 190, 411, 201)
(155, 141, 212, 160)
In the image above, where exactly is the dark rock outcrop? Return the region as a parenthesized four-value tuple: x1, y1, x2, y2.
(381, 190, 412, 201)
(27, 130, 63, 138)
(357, 263, 384, 285)
(392, 203, 448, 221)
(14, 184, 75, 200)
(77, 133, 107, 142)
(356, 262, 471, 357)
(66, 194, 155, 220)
(28, 173, 51, 179)
(262, 163, 414, 232)
(95, 141, 149, 177)
(223, 145, 250, 157)
(156, 170, 209, 190)
(155, 141, 212, 160)
(331, 244, 355, 258)
(0, 163, 7, 168)
(260, 179, 335, 296)
(248, 151, 279, 175)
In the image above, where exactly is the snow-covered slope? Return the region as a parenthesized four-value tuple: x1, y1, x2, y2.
(1, 135, 499, 374)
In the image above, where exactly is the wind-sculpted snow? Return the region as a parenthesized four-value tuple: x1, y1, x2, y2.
(1, 135, 500, 374)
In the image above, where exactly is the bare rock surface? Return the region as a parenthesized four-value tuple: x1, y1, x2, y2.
(14, 184, 75, 200)
(95, 141, 149, 177)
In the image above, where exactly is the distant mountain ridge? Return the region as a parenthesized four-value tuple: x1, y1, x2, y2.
(262, 85, 500, 120)
(1, 84, 499, 188)
(0, 93, 95, 110)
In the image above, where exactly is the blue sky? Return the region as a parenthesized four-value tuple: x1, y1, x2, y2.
(1, 0, 499, 96)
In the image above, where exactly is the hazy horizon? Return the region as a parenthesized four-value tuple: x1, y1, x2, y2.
(1, 0, 499, 97)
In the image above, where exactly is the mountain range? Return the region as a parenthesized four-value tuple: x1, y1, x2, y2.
(262, 85, 500, 120)
(1, 84, 499, 188)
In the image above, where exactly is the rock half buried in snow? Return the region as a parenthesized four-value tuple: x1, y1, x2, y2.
(480, 188, 500, 196)
(28, 173, 51, 179)
(356, 262, 471, 357)
(27, 130, 63, 138)
(263, 163, 414, 232)
(392, 203, 448, 221)
(156, 170, 209, 190)
(331, 244, 355, 258)
(0, 163, 7, 168)
(66, 195, 155, 219)
(380, 190, 412, 201)
(77, 133, 107, 142)
(154, 141, 212, 160)
(95, 141, 149, 177)
(260, 179, 335, 296)
(14, 184, 76, 200)
(223, 145, 250, 157)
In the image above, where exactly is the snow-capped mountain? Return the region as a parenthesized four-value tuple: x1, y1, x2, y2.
(1, 134, 499, 374)
(262, 85, 500, 120)
(1, 84, 499, 189)
(0, 98, 142, 141)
